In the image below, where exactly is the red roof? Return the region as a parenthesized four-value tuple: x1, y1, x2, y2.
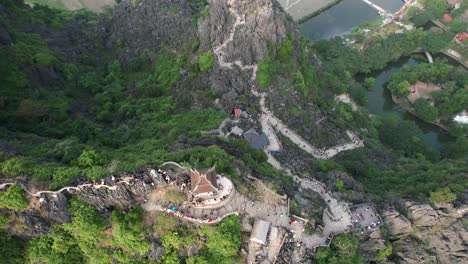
(457, 32, 468, 41)
(443, 14, 453, 23)
(234, 108, 241, 117)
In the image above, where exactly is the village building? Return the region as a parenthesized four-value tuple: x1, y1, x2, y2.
(230, 125, 244, 137)
(456, 32, 468, 42)
(243, 128, 269, 150)
(234, 108, 242, 117)
(443, 14, 453, 23)
(250, 219, 271, 245)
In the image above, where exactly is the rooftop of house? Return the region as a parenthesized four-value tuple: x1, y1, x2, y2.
(443, 14, 453, 23)
(243, 128, 269, 150)
(190, 167, 218, 195)
(250, 219, 271, 245)
(456, 32, 468, 40)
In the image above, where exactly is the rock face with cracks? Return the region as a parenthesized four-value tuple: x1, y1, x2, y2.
(382, 203, 468, 264)
(197, 0, 293, 108)
(108, 0, 196, 59)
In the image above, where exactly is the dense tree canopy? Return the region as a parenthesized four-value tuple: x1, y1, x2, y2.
(414, 98, 439, 122)
(0, 184, 29, 210)
(315, 234, 363, 264)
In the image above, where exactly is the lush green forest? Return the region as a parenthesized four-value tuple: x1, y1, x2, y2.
(0, 1, 242, 262)
(3, 197, 241, 264)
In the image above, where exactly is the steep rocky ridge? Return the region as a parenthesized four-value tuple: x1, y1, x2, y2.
(197, 0, 294, 109)
(108, 0, 197, 60)
(381, 203, 468, 263)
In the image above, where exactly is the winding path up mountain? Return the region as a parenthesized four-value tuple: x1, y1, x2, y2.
(214, 0, 364, 159)
(0, 178, 132, 197)
(211, 0, 353, 250)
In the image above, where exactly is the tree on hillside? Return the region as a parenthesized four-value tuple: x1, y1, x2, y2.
(315, 234, 363, 264)
(442, 137, 468, 159)
(388, 80, 411, 97)
(111, 206, 151, 255)
(0, 231, 26, 264)
(278, 39, 293, 63)
(294, 70, 308, 96)
(429, 187, 456, 204)
(414, 98, 439, 122)
(1, 158, 30, 177)
(0, 184, 28, 210)
(423, 30, 454, 52)
(202, 215, 241, 263)
(77, 150, 103, 168)
(377, 114, 426, 157)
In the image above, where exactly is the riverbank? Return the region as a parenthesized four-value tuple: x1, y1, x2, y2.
(391, 95, 450, 132)
(297, 0, 343, 24)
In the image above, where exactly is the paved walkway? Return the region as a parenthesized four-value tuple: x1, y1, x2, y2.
(0, 161, 189, 198)
(210, 1, 355, 252)
(214, 0, 258, 81)
(259, 96, 364, 159)
(0, 181, 125, 197)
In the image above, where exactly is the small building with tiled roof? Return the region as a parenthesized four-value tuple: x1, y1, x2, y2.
(443, 14, 453, 23)
(189, 167, 218, 196)
(456, 32, 468, 41)
(234, 108, 242, 117)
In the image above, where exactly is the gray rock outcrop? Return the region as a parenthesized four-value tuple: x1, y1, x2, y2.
(108, 0, 196, 59)
(383, 203, 468, 264)
(40, 193, 71, 224)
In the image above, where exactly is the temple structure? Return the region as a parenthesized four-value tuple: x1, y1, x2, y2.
(189, 167, 218, 196)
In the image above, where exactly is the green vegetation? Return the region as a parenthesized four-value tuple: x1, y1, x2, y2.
(423, 28, 455, 53)
(186, 215, 241, 264)
(256, 36, 318, 106)
(0, 185, 29, 210)
(335, 179, 345, 191)
(414, 98, 438, 122)
(314, 28, 426, 74)
(429, 187, 457, 204)
(1, 158, 30, 177)
(376, 114, 425, 157)
(364, 77, 376, 90)
(411, 0, 449, 26)
(257, 57, 275, 88)
(0, 231, 27, 264)
(195, 50, 215, 72)
(0, 214, 9, 227)
(376, 242, 393, 261)
(111, 207, 151, 256)
(315, 234, 363, 264)
(387, 62, 467, 129)
(138, 52, 185, 96)
(26, 0, 67, 10)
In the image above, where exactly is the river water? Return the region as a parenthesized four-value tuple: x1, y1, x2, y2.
(365, 58, 451, 150)
(299, 0, 450, 149)
(300, 0, 404, 41)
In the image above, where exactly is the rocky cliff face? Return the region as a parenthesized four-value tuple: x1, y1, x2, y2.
(382, 202, 468, 263)
(196, 0, 293, 109)
(108, 0, 197, 59)
(198, 0, 291, 65)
